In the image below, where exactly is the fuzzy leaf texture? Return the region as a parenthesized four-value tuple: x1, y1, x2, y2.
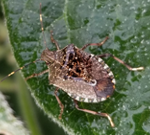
(0, 92, 29, 135)
(2, 0, 150, 135)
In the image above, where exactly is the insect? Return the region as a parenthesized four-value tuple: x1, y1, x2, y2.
(0, 3, 144, 127)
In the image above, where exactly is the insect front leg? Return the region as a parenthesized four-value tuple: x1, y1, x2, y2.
(98, 53, 144, 71)
(26, 69, 49, 80)
(74, 100, 115, 127)
(54, 87, 64, 119)
(81, 36, 109, 50)
(50, 30, 60, 50)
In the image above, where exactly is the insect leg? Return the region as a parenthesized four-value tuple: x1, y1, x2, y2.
(74, 100, 115, 127)
(81, 36, 109, 50)
(25, 69, 49, 80)
(50, 30, 60, 50)
(54, 87, 64, 119)
(98, 53, 144, 71)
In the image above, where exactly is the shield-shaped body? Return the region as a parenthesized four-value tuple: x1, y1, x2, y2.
(41, 44, 115, 103)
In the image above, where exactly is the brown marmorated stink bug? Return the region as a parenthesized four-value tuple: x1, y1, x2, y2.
(0, 3, 144, 127)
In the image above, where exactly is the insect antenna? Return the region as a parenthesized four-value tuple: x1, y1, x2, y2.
(0, 59, 41, 83)
(39, 3, 48, 49)
(0, 3, 48, 83)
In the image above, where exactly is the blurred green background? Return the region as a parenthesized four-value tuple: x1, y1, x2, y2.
(0, 2, 66, 135)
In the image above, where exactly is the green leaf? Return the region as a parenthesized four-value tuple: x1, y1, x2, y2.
(0, 92, 29, 135)
(2, 0, 150, 134)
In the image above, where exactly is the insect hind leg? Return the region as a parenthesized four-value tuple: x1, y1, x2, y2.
(73, 100, 115, 127)
(54, 87, 64, 119)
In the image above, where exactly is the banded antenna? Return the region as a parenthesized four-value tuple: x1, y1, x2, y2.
(0, 3, 47, 83)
